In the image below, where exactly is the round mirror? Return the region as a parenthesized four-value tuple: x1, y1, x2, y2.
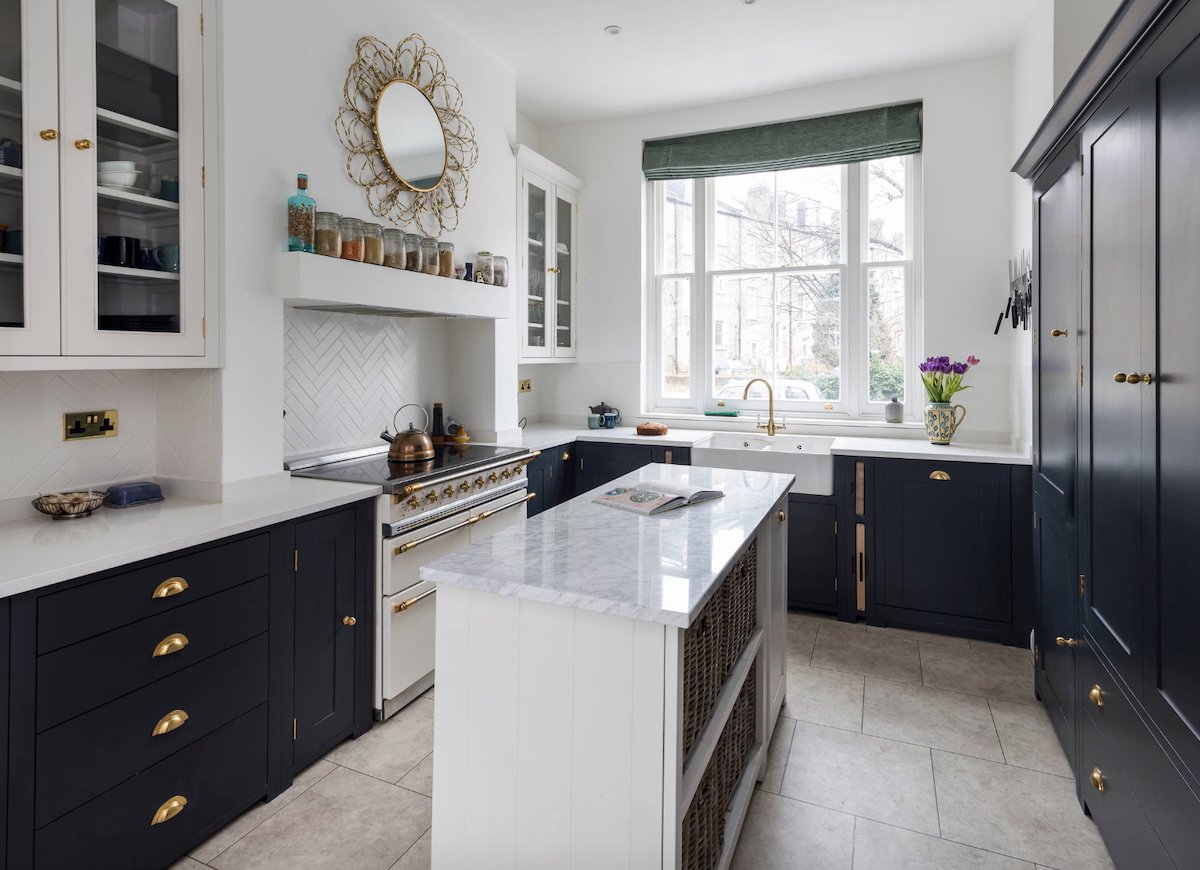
(374, 80, 448, 192)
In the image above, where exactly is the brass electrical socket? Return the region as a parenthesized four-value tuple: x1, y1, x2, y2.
(64, 410, 118, 441)
(518, 379, 532, 394)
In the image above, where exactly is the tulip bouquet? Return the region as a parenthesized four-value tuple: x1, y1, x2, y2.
(918, 355, 980, 403)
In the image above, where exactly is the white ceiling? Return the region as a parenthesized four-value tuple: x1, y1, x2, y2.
(435, 0, 1035, 124)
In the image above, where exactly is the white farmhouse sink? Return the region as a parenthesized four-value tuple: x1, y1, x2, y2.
(693, 434, 836, 495)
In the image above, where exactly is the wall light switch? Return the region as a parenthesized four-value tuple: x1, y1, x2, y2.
(518, 379, 532, 394)
(64, 410, 119, 441)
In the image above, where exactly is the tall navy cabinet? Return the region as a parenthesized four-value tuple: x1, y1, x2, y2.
(1017, 0, 1200, 864)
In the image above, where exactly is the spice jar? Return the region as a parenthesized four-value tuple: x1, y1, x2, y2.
(383, 228, 405, 268)
(420, 238, 439, 275)
(404, 233, 421, 271)
(474, 251, 494, 284)
(363, 223, 384, 265)
(340, 217, 364, 261)
(315, 212, 341, 257)
(438, 241, 455, 278)
(493, 255, 509, 287)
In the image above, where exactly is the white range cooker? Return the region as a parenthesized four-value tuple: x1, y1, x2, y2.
(288, 442, 537, 719)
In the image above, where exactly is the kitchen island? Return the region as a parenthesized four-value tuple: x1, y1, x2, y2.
(421, 463, 793, 869)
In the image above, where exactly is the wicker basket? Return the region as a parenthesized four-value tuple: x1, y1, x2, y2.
(681, 541, 758, 759)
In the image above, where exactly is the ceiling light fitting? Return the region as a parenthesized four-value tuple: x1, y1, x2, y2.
(603, 24, 622, 35)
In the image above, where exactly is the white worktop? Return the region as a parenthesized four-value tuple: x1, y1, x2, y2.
(498, 423, 1030, 465)
(0, 477, 381, 600)
(421, 463, 792, 628)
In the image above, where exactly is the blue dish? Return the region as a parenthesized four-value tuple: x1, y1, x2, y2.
(105, 480, 164, 508)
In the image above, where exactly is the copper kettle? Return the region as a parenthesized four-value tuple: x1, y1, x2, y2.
(381, 404, 435, 462)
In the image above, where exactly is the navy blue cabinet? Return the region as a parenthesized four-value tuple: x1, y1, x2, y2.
(526, 443, 575, 517)
(786, 498, 838, 611)
(575, 441, 690, 495)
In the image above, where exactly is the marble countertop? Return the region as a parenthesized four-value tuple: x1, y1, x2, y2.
(496, 424, 715, 452)
(421, 463, 793, 628)
(0, 477, 381, 599)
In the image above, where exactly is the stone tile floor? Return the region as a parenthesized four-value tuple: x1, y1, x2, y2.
(174, 614, 1112, 870)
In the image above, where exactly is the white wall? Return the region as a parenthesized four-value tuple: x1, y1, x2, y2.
(532, 55, 1018, 443)
(1053, 0, 1123, 96)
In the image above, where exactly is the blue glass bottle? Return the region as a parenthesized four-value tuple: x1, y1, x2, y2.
(287, 173, 316, 252)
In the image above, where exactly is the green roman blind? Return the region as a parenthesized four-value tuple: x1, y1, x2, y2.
(642, 102, 922, 180)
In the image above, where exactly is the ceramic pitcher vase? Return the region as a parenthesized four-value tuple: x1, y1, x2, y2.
(924, 402, 966, 445)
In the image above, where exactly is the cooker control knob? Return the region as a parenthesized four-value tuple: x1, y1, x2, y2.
(459, 481, 471, 493)
(406, 496, 420, 510)
(443, 485, 454, 499)
(488, 472, 499, 484)
(425, 491, 438, 504)
(502, 469, 512, 480)
(474, 476, 485, 489)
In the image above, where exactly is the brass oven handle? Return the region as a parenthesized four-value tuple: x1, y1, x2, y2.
(392, 515, 476, 555)
(1090, 768, 1105, 793)
(152, 576, 189, 599)
(397, 451, 541, 497)
(393, 587, 436, 613)
(470, 492, 536, 524)
(152, 632, 189, 658)
(151, 709, 189, 737)
(929, 470, 951, 481)
(151, 795, 187, 826)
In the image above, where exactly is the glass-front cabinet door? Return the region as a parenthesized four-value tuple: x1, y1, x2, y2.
(60, 0, 204, 356)
(0, 0, 61, 355)
(553, 188, 576, 356)
(522, 171, 550, 358)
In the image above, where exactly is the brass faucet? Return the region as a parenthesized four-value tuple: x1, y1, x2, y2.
(742, 378, 786, 436)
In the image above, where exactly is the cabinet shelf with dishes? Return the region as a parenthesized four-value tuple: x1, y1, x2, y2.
(515, 144, 582, 364)
(1, 0, 214, 368)
(281, 251, 510, 320)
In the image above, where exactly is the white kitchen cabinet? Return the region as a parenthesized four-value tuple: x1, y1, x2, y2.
(515, 144, 581, 364)
(0, 0, 214, 368)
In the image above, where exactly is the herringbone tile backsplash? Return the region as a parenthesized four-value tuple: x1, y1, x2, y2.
(283, 308, 450, 456)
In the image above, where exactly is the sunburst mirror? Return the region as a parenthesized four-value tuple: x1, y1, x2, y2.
(335, 34, 478, 236)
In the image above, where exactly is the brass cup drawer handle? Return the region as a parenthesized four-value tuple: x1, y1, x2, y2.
(1089, 685, 1104, 708)
(151, 795, 187, 826)
(1090, 768, 1105, 794)
(151, 709, 189, 737)
(1050, 328, 1069, 337)
(929, 470, 951, 481)
(152, 632, 189, 658)
(152, 576, 189, 599)
(1055, 636, 1078, 648)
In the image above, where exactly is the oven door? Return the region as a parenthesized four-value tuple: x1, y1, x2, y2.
(469, 487, 533, 542)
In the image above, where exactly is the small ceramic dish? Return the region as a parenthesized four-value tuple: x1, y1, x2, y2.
(98, 169, 142, 188)
(32, 490, 108, 520)
(97, 160, 136, 171)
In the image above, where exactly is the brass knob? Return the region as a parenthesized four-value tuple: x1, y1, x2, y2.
(488, 472, 499, 483)
(443, 485, 454, 498)
(459, 481, 471, 493)
(74, 138, 93, 150)
(151, 795, 188, 826)
(777, 510, 785, 523)
(1050, 328, 1069, 337)
(1090, 768, 1105, 793)
(502, 469, 512, 480)
(152, 576, 188, 599)
(1125, 372, 1152, 385)
(406, 496, 420, 509)
(425, 491, 438, 504)
(1113, 372, 1128, 383)
(151, 709, 189, 737)
(1055, 636, 1078, 648)
(548, 266, 561, 274)
(929, 470, 951, 481)
(562, 451, 570, 461)
(40, 128, 59, 141)
(1089, 685, 1104, 708)
(474, 476, 485, 489)
(343, 615, 357, 626)
(152, 632, 189, 658)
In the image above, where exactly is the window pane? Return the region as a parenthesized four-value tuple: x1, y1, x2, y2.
(660, 180, 693, 273)
(713, 173, 775, 270)
(775, 271, 842, 401)
(866, 157, 906, 262)
(660, 278, 691, 398)
(712, 274, 772, 398)
(868, 267, 906, 402)
(776, 165, 842, 267)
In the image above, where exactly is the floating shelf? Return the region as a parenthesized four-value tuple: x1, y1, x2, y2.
(97, 264, 179, 282)
(281, 251, 510, 320)
(97, 185, 179, 216)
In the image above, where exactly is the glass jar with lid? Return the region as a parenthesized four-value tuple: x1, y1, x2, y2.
(340, 217, 364, 261)
(315, 212, 341, 257)
(420, 238, 439, 274)
(493, 255, 509, 287)
(403, 233, 421, 271)
(363, 223, 384, 265)
(475, 251, 494, 284)
(382, 228, 405, 268)
(437, 242, 455, 278)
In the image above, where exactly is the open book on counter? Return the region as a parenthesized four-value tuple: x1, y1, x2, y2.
(593, 480, 725, 516)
